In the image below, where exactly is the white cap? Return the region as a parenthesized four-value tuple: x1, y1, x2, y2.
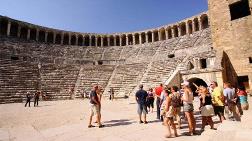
(181, 80, 190, 86)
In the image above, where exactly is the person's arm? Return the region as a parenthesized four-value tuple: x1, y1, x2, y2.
(181, 91, 189, 102)
(165, 96, 171, 112)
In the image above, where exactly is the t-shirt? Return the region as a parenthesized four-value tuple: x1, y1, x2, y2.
(223, 88, 235, 103)
(90, 90, 99, 105)
(155, 86, 163, 96)
(136, 89, 148, 105)
(212, 87, 224, 106)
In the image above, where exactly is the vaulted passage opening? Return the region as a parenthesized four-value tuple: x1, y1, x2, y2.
(20, 27, 28, 39)
(78, 35, 83, 46)
(173, 25, 178, 37)
(128, 34, 133, 45)
(109, 36, 114, 46)
(121, 35, 126, 46)
(188, 20, 193, 34)
(159, 28, 166, 41)
(201, 15, 209, 29)
(55, 33, 61, 44)
(194, 18, 199, 31)
(147, 31, 152, 43)
(70, 35, 76, 45)
(134, 33, 140, 44)
(84, 35, 89, 46)
(63, 34, 69, 45)
(91, 36, 96, 46)
(180, 22, 186, 36)
(97, 36, 101, 46)
(30, 28, 37, 40)
(167, 28, 172, 39)
(103, 36, 108, 46)
(115, 36, 120, 46)
(10, 22, 18, 37)
(0, 19, 8, 36)
(141, 33, 146, 44)
(153, 30, 159, 42)
(188, 77, 208, 96)
(47, 32, 54, 43)
(38, 30, 45, 42)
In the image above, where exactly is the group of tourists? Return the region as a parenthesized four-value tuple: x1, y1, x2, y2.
(24, 90, 42, 107)
(135, 81, 250, 138)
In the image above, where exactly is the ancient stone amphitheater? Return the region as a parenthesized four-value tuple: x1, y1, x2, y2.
(0, 6, 248, 104)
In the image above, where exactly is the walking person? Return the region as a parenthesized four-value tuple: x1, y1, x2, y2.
(34, 90, 40, 107)
(25, 92, 32, 107)
(237, 86, 249, 111)
(164, 89, 178, 138)
(155, 84, 163, 120)
(210, 81, 226, 122)
(88, 85, 104, 128)
(198, 86, 215, 130)
(135, 84, 148, 124)
(181, 81, 196, 136)
(147, 88, 155, 112)
(109, 88, 115, 101)
(223, 82, 240, 121)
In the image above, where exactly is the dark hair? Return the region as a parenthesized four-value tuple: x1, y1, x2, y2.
(238, 85, 245, 91)
(171, 86, 178, 92)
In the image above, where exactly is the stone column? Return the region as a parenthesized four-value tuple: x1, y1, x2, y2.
(114, 36, 116, 46)
(126, 35, 129, 46)
(107, 37, 110, 46)
(178, 26, 181, 37)
(95, 36, 98, 47)
(133, 35, 135, 45)
(158, 31, 161, 41)
(198, 17, 202, 30)
(152, 32, 154, 42)
(27, 28, 30, 40)
(89, 36, 92, 46)
(145, 33, 148, 43)
(45, 32, 48, 43)
(139, 34, 142, 44)
(7, 21, 11, 36)
(101, 36, 104, 47)
(165, 29, 168, 40)
(119, 36, 122, 46)
(17, 25, 21, 37)
(53, 33, 56, 44)
(36, 29, 39, 41)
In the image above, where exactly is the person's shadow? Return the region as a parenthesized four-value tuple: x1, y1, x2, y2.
(104, 119, 134, 127)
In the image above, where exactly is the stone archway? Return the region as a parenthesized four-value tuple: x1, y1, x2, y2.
(187, 77, 208, 96)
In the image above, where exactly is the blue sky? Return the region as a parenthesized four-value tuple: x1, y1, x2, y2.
(0, 0, 208, 33)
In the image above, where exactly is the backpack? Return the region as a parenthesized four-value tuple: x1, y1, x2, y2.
(170, 93, 181, 108)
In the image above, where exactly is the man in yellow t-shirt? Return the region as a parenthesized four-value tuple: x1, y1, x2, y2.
(210, 81, 226, 122)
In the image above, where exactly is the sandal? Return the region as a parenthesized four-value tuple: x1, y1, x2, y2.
(98, 124, 105, 128)
(88, 125, 95, 128)
(165, 135, 172, 138)
(144, 121, 148, 124)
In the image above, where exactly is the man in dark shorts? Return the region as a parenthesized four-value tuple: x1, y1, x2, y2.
(88, 85, 104, 128)
(25, 92, 31, 107)
(34, 91, 40, 107)
(135, 84, 148, 124)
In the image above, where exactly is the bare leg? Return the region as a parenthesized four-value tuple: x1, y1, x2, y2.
(165, 118, 172, 138)
(170, 119, 178, 137)
(88, 116, 93, 126)
(185, 112, 193, 134)
(202, 116, 206, 130)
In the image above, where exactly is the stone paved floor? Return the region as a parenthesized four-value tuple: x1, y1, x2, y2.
(0, 96, 251, 141)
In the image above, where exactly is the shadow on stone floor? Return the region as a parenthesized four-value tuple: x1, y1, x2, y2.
(103, 119, 135, 127)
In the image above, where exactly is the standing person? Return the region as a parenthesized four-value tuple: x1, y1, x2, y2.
(181, 81, 196, 136)
(160, 89, 169, 124)
(109, 88, 114, 101)
(135, 84, 148, 124)
(88, 85, 104, 128)
(155, 83, 163, 120)
(198, 86, 215, 130)
(147, 88, 155, 112)
(210, 81, 226, 122)
(237, 86, 249, 110)
(164, 89, 178, 138)
(170, 86, 182, 129)
(34, 90, 40, 107)
(223, 82, 240, 121)
(69, 87, 74, 99)
(25, 92, 32, 107)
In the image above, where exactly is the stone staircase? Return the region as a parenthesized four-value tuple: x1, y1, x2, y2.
(0, 58, 39, 104)
(40, 64, 80, 100)
(74, 65, 115, 98)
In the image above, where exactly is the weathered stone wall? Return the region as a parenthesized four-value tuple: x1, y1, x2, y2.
(208, 0, 252, 90)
